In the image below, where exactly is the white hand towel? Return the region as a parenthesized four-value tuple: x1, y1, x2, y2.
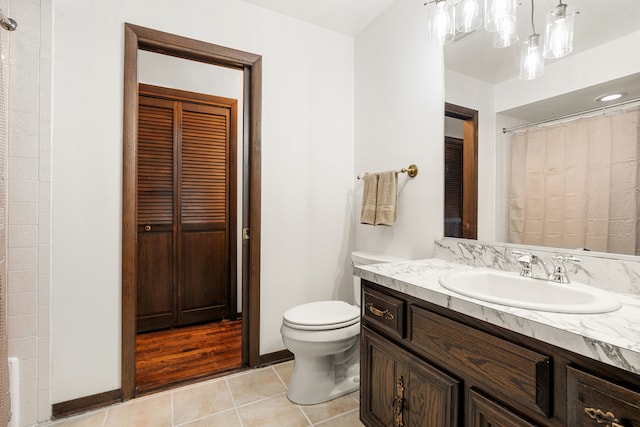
(375, 171, 397, 226)
(360, 173, 378, 225)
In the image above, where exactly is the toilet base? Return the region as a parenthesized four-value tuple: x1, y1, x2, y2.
(286, 356, 360, 405)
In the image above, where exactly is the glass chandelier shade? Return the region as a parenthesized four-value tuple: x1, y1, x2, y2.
(520, 34, 544, 80)
(484, 0, 517, 33)
(427, 0, 456, 45)
(493, 15, 518, 47)
(543, 2, 576, 58)
(455, 0, 482, 33)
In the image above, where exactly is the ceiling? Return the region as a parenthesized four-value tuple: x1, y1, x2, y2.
(239, 0, 395, 36)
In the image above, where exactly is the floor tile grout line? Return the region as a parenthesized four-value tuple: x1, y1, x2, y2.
(312, 407, 360, 426)
(224, 376, 239, 408)
(173, 408, 238, 427)
(234, 406, 245, 427)
(170, 389, 175, 427)
(225, 376, 247, 427)
(296, 402, 314, 426)
(272, 363, 290, 389)
(233, 390, 289, 410)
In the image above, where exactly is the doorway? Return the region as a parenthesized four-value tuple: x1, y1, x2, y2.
(122, 24, 262, 400)
(133, 83, 242, 392)
(444, 103, 478, 239)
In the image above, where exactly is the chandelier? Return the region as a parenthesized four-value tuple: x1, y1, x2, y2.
(426, 0, 577, 80)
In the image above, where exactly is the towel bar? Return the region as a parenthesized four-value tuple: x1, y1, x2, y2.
(357, 164, 418, 180)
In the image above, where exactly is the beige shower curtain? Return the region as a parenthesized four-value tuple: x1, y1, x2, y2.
(509, 108, 640, 255)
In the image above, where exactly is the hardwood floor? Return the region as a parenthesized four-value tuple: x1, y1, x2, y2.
(135, 319, 243, 393)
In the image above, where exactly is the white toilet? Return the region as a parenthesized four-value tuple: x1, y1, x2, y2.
(280, 251, 404, 405)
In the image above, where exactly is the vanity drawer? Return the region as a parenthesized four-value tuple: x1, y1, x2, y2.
(567, 366, 640, 426)
(409, 305, 551, 418)
(362, 287, 405, 338)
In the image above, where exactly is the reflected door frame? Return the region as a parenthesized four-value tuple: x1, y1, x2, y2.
(122, 23, 262, 401)
(445, 103, 478, 239)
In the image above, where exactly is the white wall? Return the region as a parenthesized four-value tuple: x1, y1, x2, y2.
(354, 0, 444, 260)
(51, 0, 354, 404)
(444, 70, 496, 242)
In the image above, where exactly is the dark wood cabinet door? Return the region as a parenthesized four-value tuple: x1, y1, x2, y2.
(468, 389, 539, 427)
(361, 327, 459, 427)
(404, 352, 459, 427)
(362, 327, 398, 427)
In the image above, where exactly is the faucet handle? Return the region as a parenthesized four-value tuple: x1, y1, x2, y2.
(511, 250, 535, 277)
(553, 255, 581, 266)
(511, 249, 532, 260)
(552, 255, 581, 283)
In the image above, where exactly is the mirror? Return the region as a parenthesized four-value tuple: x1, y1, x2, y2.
(444, 0, 640, 256)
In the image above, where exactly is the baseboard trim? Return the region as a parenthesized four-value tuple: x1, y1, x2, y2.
(260, 349, 293, 366)
(51, 350, 292, 419)
(52, 389, 121, 420)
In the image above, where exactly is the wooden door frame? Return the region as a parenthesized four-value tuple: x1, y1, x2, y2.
(122, 23, 262, 401)
(444, 103, 478, 239)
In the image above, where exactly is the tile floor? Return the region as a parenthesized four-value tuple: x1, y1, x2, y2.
(41, 361, 365, 427)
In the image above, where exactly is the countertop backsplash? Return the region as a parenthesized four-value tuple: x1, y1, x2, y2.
(434, 238, 640, 296)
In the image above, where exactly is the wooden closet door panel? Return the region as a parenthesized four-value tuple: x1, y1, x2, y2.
(178, 102, 232, 324)
(179, 230, 228, 324)
(180, 104, 230, 225)
(138, 97, 175, 225)
(136, 96, 177, 332)
(136, 231, 175, 332)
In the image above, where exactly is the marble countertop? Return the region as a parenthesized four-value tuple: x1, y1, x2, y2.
(354, 258, 640, 375)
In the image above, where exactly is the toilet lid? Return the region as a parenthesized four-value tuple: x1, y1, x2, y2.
(283, 301, 360, 330)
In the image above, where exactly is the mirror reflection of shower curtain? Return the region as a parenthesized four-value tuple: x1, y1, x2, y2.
(509, 108, 640, 255)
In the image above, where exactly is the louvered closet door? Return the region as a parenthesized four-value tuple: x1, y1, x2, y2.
(137, 96, 178, 332)
(136, 86, 235, 333)
(178, 102, 232, 325)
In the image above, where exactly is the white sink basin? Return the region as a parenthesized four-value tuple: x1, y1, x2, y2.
(439, 269, 621, 314)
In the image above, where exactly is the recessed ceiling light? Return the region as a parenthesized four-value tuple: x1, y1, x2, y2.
(596, 93, 625, 102)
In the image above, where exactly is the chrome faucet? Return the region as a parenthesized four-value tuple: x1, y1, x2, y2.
(511, 250, 552, 280)
(550, 255, 581, 284)
(511, 251, 581, 283)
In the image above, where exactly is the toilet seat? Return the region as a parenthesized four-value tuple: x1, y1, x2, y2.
(283, 301, 360, 331)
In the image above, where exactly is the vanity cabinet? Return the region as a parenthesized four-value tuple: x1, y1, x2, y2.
(361, 327, 459, 427)
(360, 280, 640, 427)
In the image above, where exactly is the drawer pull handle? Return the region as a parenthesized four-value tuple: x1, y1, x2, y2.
(366, 303, 394, 320)
(584, 408, 623, 427)
(144, 225, 152, 232)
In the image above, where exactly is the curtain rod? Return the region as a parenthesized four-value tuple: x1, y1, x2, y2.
(502, 97, 640, 134)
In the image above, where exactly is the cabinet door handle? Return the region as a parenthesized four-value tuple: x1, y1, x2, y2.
(366, 303, 394, 320)
(584, 407, 624, 426)
(144, 225, 152, 232)
(392, 376, 405, 427)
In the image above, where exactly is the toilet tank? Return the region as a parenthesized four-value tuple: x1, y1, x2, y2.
(351, 251, 405, 306)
